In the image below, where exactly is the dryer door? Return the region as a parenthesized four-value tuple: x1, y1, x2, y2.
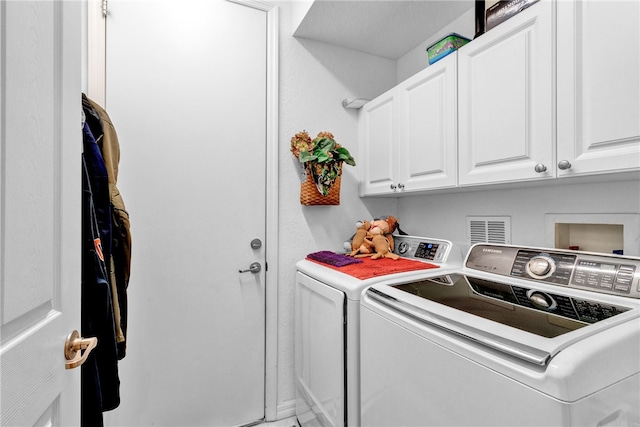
(295, 272, 346, 427)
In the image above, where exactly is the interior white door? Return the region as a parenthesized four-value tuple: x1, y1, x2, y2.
(104, 1, 267, 425)
(0, 1, 82, 426)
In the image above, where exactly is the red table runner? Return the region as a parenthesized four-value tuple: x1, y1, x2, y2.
(307, 256, 439, 280)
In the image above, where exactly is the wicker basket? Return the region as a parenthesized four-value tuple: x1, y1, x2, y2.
(300, 162, 342, 206)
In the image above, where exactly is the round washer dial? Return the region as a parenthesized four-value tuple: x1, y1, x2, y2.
(397, 242, 409, 255)
(525, 255, 556, 279)
(526, 290, 557, 310)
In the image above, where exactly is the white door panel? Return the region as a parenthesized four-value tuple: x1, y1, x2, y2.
(360, 94, 396, 195)
(557, 0, 640, 176)
(1, 1, 82, 425)
(295, 273, 345, 427)
(398, 53, 457, 190)
(104, 1, 267, 425)
(458, 1, 555, 185)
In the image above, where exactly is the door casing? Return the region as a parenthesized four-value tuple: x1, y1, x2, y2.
(86, 0, 280, 421)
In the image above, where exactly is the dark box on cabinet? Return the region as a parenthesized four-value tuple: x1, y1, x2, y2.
(486, 0, 540, 31)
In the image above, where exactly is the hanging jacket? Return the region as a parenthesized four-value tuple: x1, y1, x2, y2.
(83, 94, 132, 359)
(82, 122, 120, 426)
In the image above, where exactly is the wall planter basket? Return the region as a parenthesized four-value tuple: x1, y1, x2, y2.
(291, 130, 355, 206)
(300, 161, 342, 206)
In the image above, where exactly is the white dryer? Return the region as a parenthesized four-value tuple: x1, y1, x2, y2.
(295, 235, 462, 427)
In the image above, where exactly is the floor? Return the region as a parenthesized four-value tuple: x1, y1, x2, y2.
(253, 416, 298, 427)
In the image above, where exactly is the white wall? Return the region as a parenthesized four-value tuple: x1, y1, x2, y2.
(397, 179, 640, 256)
(290, 0, 313, 32)
(275, 1, 398, 415)
(397, 7, 475, 82)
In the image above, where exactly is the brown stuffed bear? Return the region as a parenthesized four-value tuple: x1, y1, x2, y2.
(354, 216, 400, 260)
(366, 216, 399, 260)
(349, 220, 372, 256)
(369, 234, 400, 260)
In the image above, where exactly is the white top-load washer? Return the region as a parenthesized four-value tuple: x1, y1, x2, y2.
(360, 244, 640, 426)
(295, 235, 462, 427)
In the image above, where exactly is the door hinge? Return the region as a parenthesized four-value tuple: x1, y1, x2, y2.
(101, 0, 108, 18)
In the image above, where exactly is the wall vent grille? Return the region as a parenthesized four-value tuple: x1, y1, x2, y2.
(467, 216, 511, 245)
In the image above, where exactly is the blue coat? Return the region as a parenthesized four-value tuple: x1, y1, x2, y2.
(81, 122, 120, 426)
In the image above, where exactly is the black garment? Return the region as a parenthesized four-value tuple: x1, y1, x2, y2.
(83, 93, 131, 360)
(82, 112, 112, 270)
(81, 123, 120, 426)
(82, 94, 102, 141)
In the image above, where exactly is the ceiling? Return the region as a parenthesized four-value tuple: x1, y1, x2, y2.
(293, 0, 475, 59)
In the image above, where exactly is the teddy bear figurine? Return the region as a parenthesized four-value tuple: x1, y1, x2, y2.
(348, 216, 400, 260)
(347, 220, 373, 256)
(364, 216, 400, 260)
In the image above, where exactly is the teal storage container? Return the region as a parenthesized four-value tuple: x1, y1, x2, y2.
(427, 33, 471, 65)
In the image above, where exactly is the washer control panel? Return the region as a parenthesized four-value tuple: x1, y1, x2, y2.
(512, 250, 576, 285)
(466, 244, 640, 299)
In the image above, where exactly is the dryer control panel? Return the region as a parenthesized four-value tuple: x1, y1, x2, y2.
(394, 235, 461, 266)
(466, 244, 640, 299)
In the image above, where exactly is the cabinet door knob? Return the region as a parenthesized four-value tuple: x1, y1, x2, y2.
(534, 163, 547, 173)
(390, 184, 397, 190)
(397, 183, 405, 190)
(557, 160, 572, 170)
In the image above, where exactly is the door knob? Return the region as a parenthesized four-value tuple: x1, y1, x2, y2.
(64, 330, 98, 369)
(239, 262, 261, 274)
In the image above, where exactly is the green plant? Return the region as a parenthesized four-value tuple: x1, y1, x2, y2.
(290, 131, 356, 167)
(291, 131, 355, 197)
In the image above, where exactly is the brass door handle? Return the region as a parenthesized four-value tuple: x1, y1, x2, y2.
(64, 330, 98, 370)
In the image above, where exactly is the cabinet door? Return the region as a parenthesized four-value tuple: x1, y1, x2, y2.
(557, 0, 640, 176)
(295, 272, 345, 427)
(458, 1, 555, 186)
(359, 89, 397, 195)
(397, 53, 458, 191)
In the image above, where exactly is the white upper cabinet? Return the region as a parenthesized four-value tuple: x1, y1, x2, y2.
(359, 88, 397, 195)
(397, 54, 458, 192)
(458, 0, 555, 186)
(556, 0, 640, 177)
(360, 53, 458, 196)
(357, 0, 639, 197)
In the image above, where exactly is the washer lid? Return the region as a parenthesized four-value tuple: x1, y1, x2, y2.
(365, 273, 640, 366)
